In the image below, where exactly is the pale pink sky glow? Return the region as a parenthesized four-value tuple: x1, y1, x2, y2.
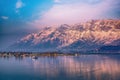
(29, 0, 119, 28)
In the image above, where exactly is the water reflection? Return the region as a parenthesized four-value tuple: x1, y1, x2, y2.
(0, 55, 120, 80)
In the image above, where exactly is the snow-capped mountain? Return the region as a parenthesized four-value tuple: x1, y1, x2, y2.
(9, 19, 120, 53)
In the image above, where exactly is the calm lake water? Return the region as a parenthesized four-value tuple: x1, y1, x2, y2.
(0, 54, 120, 80)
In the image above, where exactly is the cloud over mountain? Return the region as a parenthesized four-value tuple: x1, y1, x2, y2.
(31, 0, 120, 27)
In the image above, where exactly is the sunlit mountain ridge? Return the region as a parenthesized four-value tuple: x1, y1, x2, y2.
(9, 19, 120, 53)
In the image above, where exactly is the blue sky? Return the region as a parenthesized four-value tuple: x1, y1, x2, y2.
(0, 0, 53, 34)
(0, 0, 120, 34)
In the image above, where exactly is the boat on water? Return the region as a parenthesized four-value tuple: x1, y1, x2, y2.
(32, 56, 38, 59)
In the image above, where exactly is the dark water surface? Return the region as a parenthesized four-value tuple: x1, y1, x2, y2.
(0, 54, 120, 80)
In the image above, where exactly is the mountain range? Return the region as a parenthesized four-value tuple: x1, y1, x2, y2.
(9, 19, 120, 53)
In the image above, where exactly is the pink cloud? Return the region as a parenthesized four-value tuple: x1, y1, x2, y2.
(30, 0, 117, 28)
(53, 0, 61, 3)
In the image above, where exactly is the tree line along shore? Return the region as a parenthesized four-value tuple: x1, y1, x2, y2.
(0, 52, 81, 58)
(0, 52, 119, 58)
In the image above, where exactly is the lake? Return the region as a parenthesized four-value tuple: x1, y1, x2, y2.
(0, 54, 120, 80)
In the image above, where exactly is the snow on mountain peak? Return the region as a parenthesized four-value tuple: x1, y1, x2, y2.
(10, 19, 120, 52)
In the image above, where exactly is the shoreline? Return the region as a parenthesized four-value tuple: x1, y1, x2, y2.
(0, 52, 120, 58)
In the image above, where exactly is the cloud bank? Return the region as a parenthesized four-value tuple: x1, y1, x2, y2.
(31, 0, 120, 27)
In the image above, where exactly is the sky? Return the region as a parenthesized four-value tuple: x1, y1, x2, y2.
(0, 0, 120, 49)
(0, 0, 120, 33)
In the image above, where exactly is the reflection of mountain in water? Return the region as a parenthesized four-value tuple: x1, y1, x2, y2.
(30, 55, 120, 80)
(0, 55, 120, 80)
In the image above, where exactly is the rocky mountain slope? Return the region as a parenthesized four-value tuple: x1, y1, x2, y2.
(10, 19, 120, 53)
